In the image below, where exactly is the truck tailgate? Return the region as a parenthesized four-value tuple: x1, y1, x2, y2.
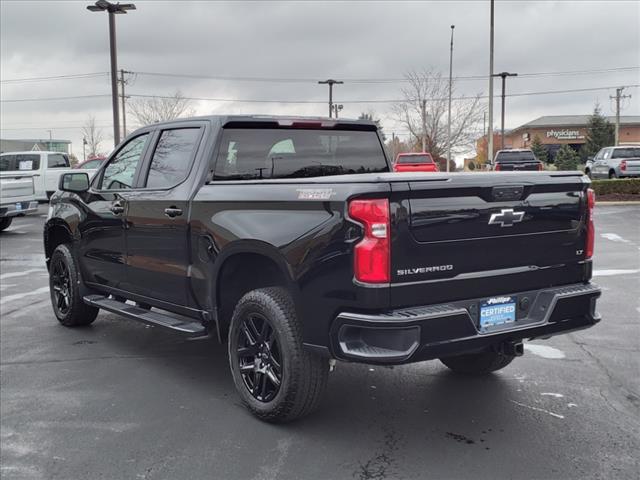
(388, 172, 589, 306)
(1, 176, 35, 202)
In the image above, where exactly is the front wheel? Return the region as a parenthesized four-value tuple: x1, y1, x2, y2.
(609, 171, 617, 179)
(49, 244, 99, 326)
(228, 287, 328, 422)
(440, 350, 515, 375)
(0, 217, 12, 231)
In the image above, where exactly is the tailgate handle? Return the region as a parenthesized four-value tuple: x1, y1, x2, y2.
(492, 186, 524, 201)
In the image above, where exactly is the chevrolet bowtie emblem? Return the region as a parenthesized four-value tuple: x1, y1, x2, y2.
(488, 208, 525, 227)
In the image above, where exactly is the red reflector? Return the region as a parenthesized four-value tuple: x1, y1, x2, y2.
(349, 199, 390, 283)
(586, 188, 595, 259)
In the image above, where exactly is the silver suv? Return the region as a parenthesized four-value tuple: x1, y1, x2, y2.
(589, 146, 640, 179)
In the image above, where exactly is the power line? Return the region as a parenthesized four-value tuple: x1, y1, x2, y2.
(0, 72, 109, 84)
(2, 84, 638, 105)
(1, 66, 637, 85)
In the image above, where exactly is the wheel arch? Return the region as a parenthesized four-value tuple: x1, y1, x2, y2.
(213, 241, 300, 341)
(44, 219, 75, 269)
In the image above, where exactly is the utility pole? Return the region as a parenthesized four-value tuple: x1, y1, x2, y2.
(47, 130, 52, 150)
(447, 24, 455, 173)
(421, 99, 427, 152)
(87, 1, 136, 147)
(83, 137, 87, 162)
(493, 71, 518, 150)
(119, 69, 131, 138)
(487, 0, 495, 164)
(318, 79, 343, 118)
(610, 87, 631, 145)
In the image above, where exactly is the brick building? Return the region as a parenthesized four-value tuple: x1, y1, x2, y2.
(477, 115, 640, 162)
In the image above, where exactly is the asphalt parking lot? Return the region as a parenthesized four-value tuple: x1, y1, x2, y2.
(1, 204, 638, 480)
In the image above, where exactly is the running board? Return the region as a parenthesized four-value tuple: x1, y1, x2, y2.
(83, 295, 206, 335)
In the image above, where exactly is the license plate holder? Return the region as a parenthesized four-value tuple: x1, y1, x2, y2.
(479, 296, 516, 330)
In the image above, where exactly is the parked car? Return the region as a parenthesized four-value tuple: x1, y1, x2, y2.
(0, 151, 98, 200)
(0, 174, 39, 231)
(492, 149, 543, 171)
(74, 157, 106, 170)
(584, 157, 594, 178)
(589, 146, 640, 179)
(45, 115, 601, 422)
(393, 152, 439, 172)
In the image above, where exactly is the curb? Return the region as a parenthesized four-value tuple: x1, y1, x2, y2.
(597, 201, 640, 205)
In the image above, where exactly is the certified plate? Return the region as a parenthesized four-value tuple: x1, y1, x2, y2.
(15, 202, 22, 211)
(479, 296, 516, 329)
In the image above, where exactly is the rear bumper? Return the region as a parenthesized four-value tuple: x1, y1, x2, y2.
(330, 283, 601, 364)
(0, 201, 39, 218)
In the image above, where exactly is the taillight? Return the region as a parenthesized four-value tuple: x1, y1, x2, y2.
(620, 160, 627, 171)
(495, 163, 501, 171)
(585, 188, 595, 259)
(348, 198, 390, 283)
(537, 163, 543, 171)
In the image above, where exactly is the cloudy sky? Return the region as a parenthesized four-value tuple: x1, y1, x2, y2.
(1, 0, 639, 159)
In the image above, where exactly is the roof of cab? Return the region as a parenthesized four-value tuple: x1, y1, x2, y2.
(145, 114, 379, 129)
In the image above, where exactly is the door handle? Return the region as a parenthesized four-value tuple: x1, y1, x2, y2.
(164, 207, 183, 218)
(110, 202, 125, 215)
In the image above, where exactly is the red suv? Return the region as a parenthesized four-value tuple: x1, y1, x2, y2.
(393, 152, 439, 172)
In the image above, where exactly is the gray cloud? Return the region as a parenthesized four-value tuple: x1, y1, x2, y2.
(1, 0, 638, 157)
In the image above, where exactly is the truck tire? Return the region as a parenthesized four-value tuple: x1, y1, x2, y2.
(609, 170, 617, 179)
(0, 217, 12, 231)
(440, 350, 515, 375)
(49, 244, 99, 327)
(228, 287, 328, 422)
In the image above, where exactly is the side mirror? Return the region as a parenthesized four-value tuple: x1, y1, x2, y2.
(59, 172, 90, 193)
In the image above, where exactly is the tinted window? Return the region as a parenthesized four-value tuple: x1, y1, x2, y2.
(214, 128, 388, 180)
(0, 154, 41, 171)
(100, 134, 149, 190)
(48, 154, 70, 168)
(495, 151, 537, 162)
(79, 159, 103, 169)
(397, 154, 433, 164)
(145, 128, 200, 188)
(612, 147, 640, 158)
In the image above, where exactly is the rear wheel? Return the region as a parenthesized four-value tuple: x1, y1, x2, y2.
(0, 217, 12, 231)
(49, 244, 99, 326)
(228, 287, 328, 422)
(440, 350, 515, 375)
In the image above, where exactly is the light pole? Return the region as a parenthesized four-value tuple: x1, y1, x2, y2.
(87, 0, 136, 147)
(83, 138, 87, 161)
(487, 0, 495, 164)
(492, 71, 518, 150)
(47, 129, 52, 150)
(446, 24, 455, 172)
(332, 104, 343, 118)
(318, 79, 343, 118)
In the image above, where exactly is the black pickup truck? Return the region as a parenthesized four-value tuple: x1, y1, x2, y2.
(45, 115, 601, 422)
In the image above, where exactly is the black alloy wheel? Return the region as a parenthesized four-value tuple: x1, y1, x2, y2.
(51, 256, 72, 315)
(236, 312, 282, 402)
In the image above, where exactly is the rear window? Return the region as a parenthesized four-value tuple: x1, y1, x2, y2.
(397, 154, 433, 164)
(495, 151, 537, 162)
(611, 147, 640, 158)
(213, 128, 388, 180)
(0, 154, 41, 171)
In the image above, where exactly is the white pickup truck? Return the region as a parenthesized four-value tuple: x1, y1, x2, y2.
(0, 175, 39, 231)
(0, 151, 97, 201)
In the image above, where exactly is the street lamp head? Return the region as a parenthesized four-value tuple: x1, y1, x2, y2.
(451, 25, 455, 29)
(87, 1, 136, 14)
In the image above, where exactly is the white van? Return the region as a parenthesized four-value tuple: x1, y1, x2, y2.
(0, 151, 98, 201)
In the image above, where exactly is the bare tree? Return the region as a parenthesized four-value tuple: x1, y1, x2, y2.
(129, 90, 196, 126)
(394, 69, 482, 159)
(81, 115, 105, 158)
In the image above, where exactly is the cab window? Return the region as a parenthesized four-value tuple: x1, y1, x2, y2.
(47, 154, 70, 168)
(100, 134, 149, 190)
(145, 128, 200, 189)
